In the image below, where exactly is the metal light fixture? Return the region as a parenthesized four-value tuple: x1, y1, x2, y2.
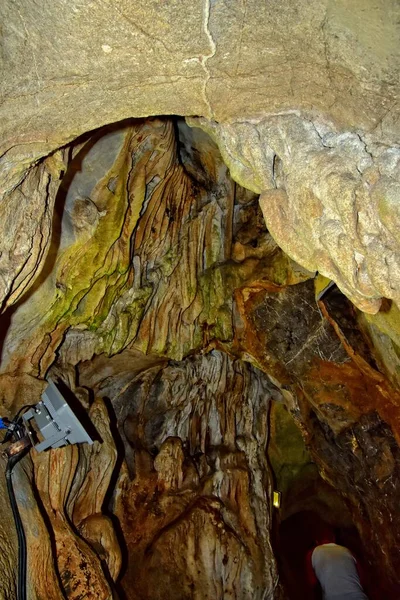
(22, 379, 93, 451)
(1, 379, 94, 600)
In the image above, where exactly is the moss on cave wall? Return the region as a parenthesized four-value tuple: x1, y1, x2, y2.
(268, 402, 311, 499)
(1, 115, 400, 599)
(1, 118, 312, 377)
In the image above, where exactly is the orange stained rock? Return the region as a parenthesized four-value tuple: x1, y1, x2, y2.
(78, 514, 122, 582)
(33, 445, 113, 599)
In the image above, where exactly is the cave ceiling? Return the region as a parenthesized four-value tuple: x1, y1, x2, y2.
(0, 1, 400, 599)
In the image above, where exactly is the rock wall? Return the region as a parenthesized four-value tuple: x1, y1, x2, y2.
(189, 115, 400, 314)
(230, 278, 400, 596)
(0, 118, 309, 380)
(0, 118, 300, 600)
(0, 454, 17, 600)
(1, 1, 399, 320)
(0, 110, 399, 598)
(1, 0, 398, 196)
(0, 151, 67, 311)
(80, 351, 281, 600)
(3, 398, 120, 600)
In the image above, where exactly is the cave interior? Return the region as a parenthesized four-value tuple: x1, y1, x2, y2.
(1, 113, 399, 600)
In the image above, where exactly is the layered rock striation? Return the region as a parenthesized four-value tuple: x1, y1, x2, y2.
(0, 17, 399, 592)
(81, 351, 281, 600)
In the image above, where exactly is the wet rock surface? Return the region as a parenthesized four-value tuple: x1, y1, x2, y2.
(103, 351, 280, 600)
(232, 277, 400, 597)
(0, 118, 309, 378)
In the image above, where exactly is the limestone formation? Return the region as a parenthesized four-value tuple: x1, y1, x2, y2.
(0, 455, 18, 600)
(0, 111, 398, 598)
(188, 115, 400, 314)
(0, 152, 66, 311)
(0, 118, 310, 380)
(12, 457, 65, 600)
(1, 1, 398, 195)
(88, 351, 280, 600)
(0, 2, 399, 598)
(1, 1, 399, 320)
(33, 445, 113, 599)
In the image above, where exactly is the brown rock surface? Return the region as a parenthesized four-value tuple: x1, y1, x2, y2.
(33, 444, 113, 599)
(103, 351, 280, 600)
(1, 0, 398, 196)
(6, 397, 122, 600)
(231, 279, 400, 596)
(0, 1, 399, 321)
(0, 455, 18, 600)
(12, 457, 65, 600)
(0, 15, 399, 591)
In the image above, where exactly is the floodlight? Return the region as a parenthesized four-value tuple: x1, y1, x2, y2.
(22, 379, 94, 451)
(1, 378, 95, 600)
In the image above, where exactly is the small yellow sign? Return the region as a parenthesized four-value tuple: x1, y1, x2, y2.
(273, 490, 281, 508)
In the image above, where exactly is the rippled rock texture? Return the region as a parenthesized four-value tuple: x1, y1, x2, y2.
(0, 118, 299, 599)
(81, 351, 280, 599)
(1, 1, 400, 598)
(0, 114, 399, 600)
(1, 1, 399, 319)
(0, 118, 309, 379)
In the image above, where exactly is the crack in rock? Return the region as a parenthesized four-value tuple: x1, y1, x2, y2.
(200, 0, 217, 118)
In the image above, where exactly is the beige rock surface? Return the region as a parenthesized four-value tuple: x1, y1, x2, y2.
(13, 457, 65, 600)
(33, 444, 114, 599)
(0, 3, 399, 591)
(0, 0, 398, 197)
(0, 0, 398, 317)
(0, 152, 66, 311)
(68, 398, 122, 582)
(189, 115, 400, 313)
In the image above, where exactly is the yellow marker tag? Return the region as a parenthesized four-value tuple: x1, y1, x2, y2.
(314, 273, 335, 301)
(273, 491, 281, 508)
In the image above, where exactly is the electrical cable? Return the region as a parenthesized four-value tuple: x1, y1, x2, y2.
(1, 406, 34, 445)
(2, 406, 33, 599)
(5, 448, 30, 600)
(12, 405, 35, 423)
(1, 382, 94, 600)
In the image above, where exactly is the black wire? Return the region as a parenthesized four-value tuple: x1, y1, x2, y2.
(6, 450, 29, 600)
(2, 404, 37, 599)
(1, 405, 35, 445)
(12, 405, 35, 423)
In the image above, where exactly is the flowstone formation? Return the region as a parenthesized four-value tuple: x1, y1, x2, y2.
(0, 1, 399, 599)
(80, 351, 279, 600)
(188, 115, 400, 314)
(0, 118, 303, 599)
(1, 0, 399, 316)
(0, 116, 398, 600)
